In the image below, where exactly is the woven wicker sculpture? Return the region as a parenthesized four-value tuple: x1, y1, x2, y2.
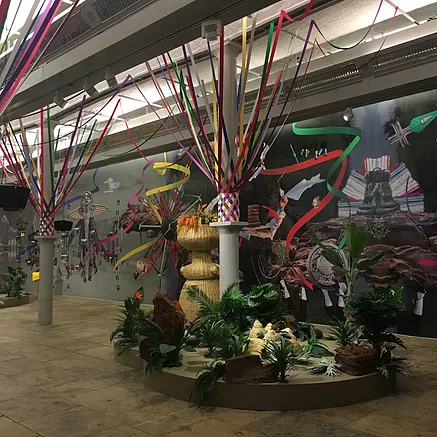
(177, 223, 219, 321)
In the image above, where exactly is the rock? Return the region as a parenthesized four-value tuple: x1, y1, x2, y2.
(283, 315, 296, 328)
(224, 355, 279, 383)
(315, 328, 324, 339)
(152, 292, 186, 338)
(265, 330, 280, 342)
(249, 320, 264, 339)
(335, 346, 380, 376)
(249, 338, 265, 355)
(280, 328, 297, 342)
(139, 292, 186, 363)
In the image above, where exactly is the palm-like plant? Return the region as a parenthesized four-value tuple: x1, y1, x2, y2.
(316, 223, 387, 295)
(329, 318, 360, 347)
(1, 266, 28, 298)
(110, 287, 151, 355)
(199, 319, 224, 357)
(261, 337, 299, 382)
(306, 358, 342, 377)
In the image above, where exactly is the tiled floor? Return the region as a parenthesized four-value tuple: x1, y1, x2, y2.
(1, 295, 437, 437)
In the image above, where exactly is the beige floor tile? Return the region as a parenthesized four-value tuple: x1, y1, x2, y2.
(309, 403, 378, 426)
(41, 378, 112, 399)
(0, 351, 22, 362)
(0, 389, 76, 422)
(347, 413, 437, 437)
(22, 406, 118, 437)
(136, 408, 205, 436)
(79, 346, 114, 359)
(0, 416, 38, 437)
(97, 370, 147, 391)
(11, 367, 83, 386)
(200, 407, 275, 426)
(0, 357, 52, 376)
(91, 424, 153, 437)
(71, 385, 168, 416)
(122, 399, 192, 426)
(0, 376, 35, 402)
(19, 347, 75, 363)
(162, 418, 254, 437)
(0, 336, 22, 344)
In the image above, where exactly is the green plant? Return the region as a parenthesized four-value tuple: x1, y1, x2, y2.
(378, 343, 411, 378)
(110, 287, 151, 355)
(345, 285, 405, 349)
(1, 266, 27, 297)
(306, 358, 342, 377)
(187, 281, 288, 332)
(316, 223, 387, 295)
(261, 337, 300, 382)
(303, 326, 333, 358)
(191, 361, 225, 405)
(199, 319, 224, 357)
(329, 318, 360, 347)
(145, 318, 207, 373)
(217, 326, 250, 360)
(291, 321, 316, 341)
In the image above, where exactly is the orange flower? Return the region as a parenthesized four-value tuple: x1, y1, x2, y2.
(193, 317, 202, 323)
(175, 301, 181, 311)
(134, 291, 143, 300)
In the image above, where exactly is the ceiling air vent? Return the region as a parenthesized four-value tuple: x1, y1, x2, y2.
(372, 36, 437, 74)
(93, 0, 143, 22)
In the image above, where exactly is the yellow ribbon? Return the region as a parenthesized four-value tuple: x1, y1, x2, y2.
(112, 161, 190, 271)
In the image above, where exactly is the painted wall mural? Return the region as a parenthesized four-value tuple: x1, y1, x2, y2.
(1, 88, 437, 337)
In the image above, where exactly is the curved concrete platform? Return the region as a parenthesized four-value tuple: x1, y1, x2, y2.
(144, 348, 395, 410)
(0, 294, 30, 309)
(113, 346, 143, 371)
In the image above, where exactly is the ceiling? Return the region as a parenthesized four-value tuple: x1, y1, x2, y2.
(3, 0, 437, 168)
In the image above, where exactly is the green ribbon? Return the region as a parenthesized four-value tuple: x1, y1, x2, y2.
(292, 123, 361, 249)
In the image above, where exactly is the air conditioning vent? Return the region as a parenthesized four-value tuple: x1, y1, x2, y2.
(93, 0, 142, 22)
(373, 36, 437, 73)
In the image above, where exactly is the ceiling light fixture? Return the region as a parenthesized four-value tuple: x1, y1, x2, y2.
(53, 91, 68, 109)
(84, 79, 98, 97)
(343, 107, 354, 122)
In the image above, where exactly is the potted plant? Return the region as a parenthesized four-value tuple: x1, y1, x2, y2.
(177, 205, 219, 320)
(0, 266, 29, 308)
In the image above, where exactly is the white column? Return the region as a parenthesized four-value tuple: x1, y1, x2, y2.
(36, 121, 56, 326)
(210, 221, 247, 296)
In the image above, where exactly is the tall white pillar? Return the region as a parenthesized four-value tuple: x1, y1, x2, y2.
(211, 42, 247, 297)
(210, 221, 246, 296)
(36, 120, 56, 326)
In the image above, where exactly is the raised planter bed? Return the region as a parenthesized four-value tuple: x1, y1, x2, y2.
(0, 294, 30, 308)
(113, 345, 143, 371)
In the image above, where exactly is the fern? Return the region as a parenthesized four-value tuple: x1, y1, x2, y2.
(191, 362, 225, 405)
(186, 285, 220, 317)
(306, 358, 342, 377)
(329, 318, 359, 347)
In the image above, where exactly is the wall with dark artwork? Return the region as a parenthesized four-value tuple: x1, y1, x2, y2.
(1, 88, 436, 338)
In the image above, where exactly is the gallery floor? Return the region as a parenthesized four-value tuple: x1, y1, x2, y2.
(0, 297, 437, 437)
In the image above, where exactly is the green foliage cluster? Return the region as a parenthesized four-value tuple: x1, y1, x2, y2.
(329, 318, 360, 347)
(316, 223, 387, 295)
(110, 287, 152, 355)
(187, 281, 287, 331)
(1, 266, 27, 298)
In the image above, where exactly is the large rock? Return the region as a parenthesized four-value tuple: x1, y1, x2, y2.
(224, 355, 279, 384)
(139, 292, 186, 362)
(152, 292, 186, 338)
(335, 346, 380, 376)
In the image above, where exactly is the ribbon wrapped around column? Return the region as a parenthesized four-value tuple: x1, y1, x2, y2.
(218, 192, 240, 222)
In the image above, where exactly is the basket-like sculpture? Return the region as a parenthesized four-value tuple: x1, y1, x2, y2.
(177, 224, 219, 321)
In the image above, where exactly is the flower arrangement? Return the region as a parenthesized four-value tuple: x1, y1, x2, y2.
(177, 204, 217, 232)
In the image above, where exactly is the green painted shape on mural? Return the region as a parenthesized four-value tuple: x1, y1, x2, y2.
(292, 123, 361, 249)
(409, 110, 437, 133)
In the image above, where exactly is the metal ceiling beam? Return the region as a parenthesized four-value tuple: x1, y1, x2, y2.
(3, 0, 290, 121)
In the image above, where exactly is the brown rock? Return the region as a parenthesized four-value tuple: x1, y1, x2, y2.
(283, 314, 296, 328)
(139, 292, 186, 363)
(335, 346, 380, 376)
(152, 292, 186, 338)
(224, 355, 279, 383)
(315, 328, 323, 339)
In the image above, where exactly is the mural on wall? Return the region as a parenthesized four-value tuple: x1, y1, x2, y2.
(236, 89, 437, 338)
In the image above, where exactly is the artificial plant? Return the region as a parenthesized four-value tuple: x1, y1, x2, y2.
(316, 223, 387, 295)
(110, 287, 151, 355)
(0, 266, 28, 298)
(328, 317, 360, 347)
